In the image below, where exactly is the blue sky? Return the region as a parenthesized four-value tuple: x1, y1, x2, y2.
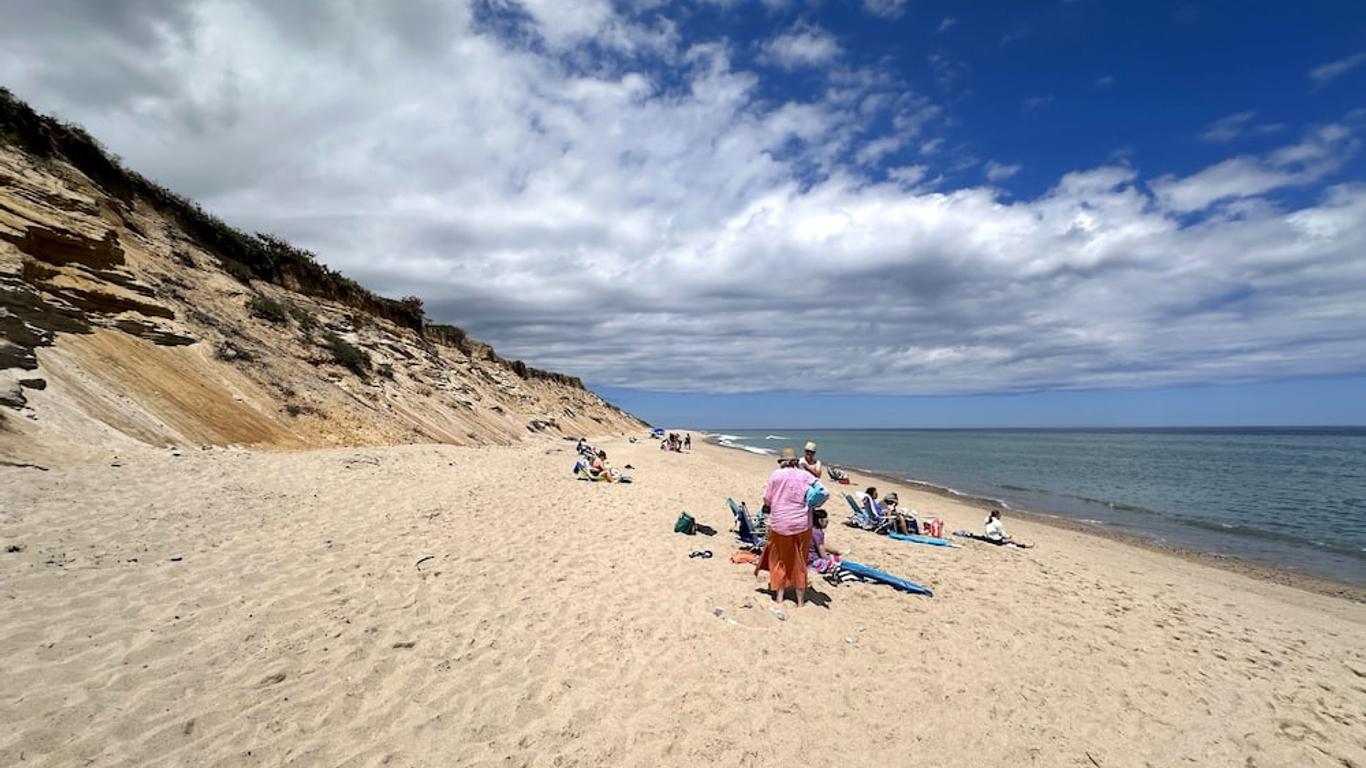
(598, 374, 1366, 428)
(4, 0, 1365, 427)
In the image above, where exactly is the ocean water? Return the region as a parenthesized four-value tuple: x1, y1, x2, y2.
(712, 428, 1366, 586)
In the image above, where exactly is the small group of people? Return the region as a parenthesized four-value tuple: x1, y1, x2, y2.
(858, 487, 920, 536)
(659, 432, 691, 452)
(751, 440, 1032, 613)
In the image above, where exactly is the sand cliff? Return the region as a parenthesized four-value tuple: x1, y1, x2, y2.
(0, 97, 642, 464)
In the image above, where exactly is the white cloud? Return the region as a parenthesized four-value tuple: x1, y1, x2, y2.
(937, 18, 957, 33)
(1095, 75, 1115, 88)
(855, 136, 904, 165)
(1201, 111, 1285, 143)
(1152, 123, 1358, 212)
(863, 0, 909, 19)
(3, 1, 1365, 397)
(759, 22, 841, 69)
(985, 161, 1021, 181)
(1000, 27, 1028, 46)
(887, 164, 929, 187)
(1309, 51, 1366, 86)
(1022, 95, 1053, 112)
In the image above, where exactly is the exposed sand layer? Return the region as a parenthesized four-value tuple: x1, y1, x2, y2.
(1, 143, 643, 465)
(2, 437, 1364, 767)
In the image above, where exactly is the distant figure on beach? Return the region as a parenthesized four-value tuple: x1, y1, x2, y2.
(755, 447, 817, 617)
(808, 509, 843, 573)
(684, 433, 691, 451)
(798, 441, 822, 478)
(984, 509, 1032, 548)
(882, 493, 919, 536)
(591, 450, 609, 478)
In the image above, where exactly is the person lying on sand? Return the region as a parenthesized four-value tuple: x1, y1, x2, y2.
(984, 509, 1032, 548)
(808, 509, 843, 573)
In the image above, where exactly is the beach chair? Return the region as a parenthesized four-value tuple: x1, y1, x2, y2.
(844, 493, 892, 534)
(727, 498, 765, 551)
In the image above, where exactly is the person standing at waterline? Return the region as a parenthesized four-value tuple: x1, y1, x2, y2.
(756, 447, 816, 615)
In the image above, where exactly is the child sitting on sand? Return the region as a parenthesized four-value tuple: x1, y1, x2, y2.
(808, 509, 843, 573)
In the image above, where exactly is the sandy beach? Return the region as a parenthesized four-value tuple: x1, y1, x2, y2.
(3, 434, 1365, 767)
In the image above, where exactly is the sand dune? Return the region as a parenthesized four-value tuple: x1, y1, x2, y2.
(2, 436, 1363, 767)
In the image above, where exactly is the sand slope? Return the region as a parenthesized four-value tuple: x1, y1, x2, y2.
(1, 142, 643, 466)
(2, 437, 1363, 767)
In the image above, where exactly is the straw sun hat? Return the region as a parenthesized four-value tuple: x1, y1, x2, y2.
(778, 447, 797, 461)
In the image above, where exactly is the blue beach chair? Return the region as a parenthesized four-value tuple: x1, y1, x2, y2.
(844, 493, 892, 534)
(727, 498, 765, 551)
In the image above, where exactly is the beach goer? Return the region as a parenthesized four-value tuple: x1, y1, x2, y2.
(984, 509, 1032, 548)
(684, 433, 692, 451)
(859, 487, 882, 519)
(883, 492, 919, 536)
(808, 509, 843, 573)
(755, 447, 817, 617)
(591, 450, 611, 479)
(798, 441, 823, 478)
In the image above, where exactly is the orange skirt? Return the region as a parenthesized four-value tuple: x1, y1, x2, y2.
(755, 529, 812, 594)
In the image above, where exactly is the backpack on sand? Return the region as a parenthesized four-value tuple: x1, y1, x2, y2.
(674, 511, 697, 535)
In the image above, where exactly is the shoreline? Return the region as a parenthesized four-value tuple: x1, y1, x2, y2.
(703, 433, 1366, 604)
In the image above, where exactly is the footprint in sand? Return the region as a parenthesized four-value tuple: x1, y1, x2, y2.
(1274, 719, 1321, 743)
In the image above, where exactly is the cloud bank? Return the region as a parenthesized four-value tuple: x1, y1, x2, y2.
(2, 0, 1364, 396)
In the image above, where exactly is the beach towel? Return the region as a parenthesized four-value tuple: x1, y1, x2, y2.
(837, 560, 933, 596)
(888, 531, 960, 548)
(730, 550, 759, 564)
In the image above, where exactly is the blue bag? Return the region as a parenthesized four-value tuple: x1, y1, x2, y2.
(805, 480, 830, 509)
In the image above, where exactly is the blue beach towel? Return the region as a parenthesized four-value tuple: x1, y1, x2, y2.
(888, 532, 961, 548)
(838, 560, 933, 597)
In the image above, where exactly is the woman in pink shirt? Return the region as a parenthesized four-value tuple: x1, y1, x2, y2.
(755, 447, 816, 616)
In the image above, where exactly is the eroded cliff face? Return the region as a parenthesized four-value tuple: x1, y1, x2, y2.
(0, 146, 643, 463)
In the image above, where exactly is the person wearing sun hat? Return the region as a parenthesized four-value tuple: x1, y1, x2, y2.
(798, 441, 823, 478)
(882, 492, 918, 535)
(755, 446, 817, 617)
